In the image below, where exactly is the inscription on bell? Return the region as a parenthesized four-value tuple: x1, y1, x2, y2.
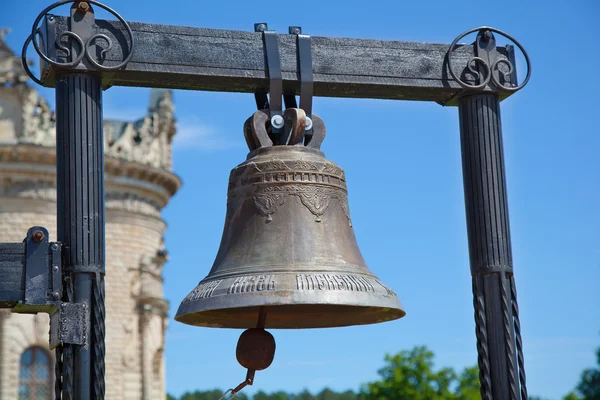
(228, 275, 276, 294)
(296, 273, 376, 292)
(188, 279, 222, 301)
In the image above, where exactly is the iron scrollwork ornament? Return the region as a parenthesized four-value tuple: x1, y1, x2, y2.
(22, 0, 135, 86)
(447, 26, 531, 92)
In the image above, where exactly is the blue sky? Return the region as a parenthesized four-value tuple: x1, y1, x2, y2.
(2, 0, 599, 398)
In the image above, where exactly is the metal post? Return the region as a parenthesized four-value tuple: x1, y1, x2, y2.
(55, 73, 105, 400)
(458, 93, 527, 399)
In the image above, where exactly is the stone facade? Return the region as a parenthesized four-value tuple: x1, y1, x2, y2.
(0, 30, 180, 399)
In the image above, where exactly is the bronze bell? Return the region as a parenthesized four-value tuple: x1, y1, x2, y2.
(176, 108, 405, 329)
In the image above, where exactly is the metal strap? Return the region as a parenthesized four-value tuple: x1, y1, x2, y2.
(289, 27, 313, 118)
(289, 26, 313, 139)
(254, 23, 283, 134)
(283, 94, 297, 109)
(254, 90, 269, 111)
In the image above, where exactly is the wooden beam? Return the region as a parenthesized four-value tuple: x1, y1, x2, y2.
(41, 16, 515, 103)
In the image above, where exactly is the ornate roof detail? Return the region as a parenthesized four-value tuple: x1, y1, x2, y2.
(105, 89, 176, 170)
(0, 28, 29, 86)
(0, 30, 177, 171)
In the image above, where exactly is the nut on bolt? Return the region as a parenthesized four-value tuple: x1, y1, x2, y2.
(32, 230, 45, 243)
(77, 1, 90, 13)
(271, 115, 284, 129)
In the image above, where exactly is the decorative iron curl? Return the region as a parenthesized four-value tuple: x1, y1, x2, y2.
(21, 0, 134, 85)
(447, 26, 531, 92)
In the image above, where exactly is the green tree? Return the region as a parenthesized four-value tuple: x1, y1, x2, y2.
(253, 390, 290, 400)
(577, 345, 600, 400)
(177, 389, 249, 400)
(455, 366, 480, 399)
(167, 395, 177, 400)
(316, 388, 357, 400)
(359, 346, 480, 400)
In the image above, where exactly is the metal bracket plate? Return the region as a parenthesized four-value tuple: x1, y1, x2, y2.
(11, 227, 62, 314)
(50, 302, 89, 348)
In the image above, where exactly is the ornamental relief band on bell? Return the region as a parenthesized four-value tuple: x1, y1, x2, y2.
(227, 158, 352, 224)
(228, 158, 347, 192)
(242, 158, 344, 178)
(229, 184, 351, 224)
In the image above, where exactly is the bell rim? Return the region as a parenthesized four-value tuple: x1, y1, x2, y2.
(175, 289, 406, 329)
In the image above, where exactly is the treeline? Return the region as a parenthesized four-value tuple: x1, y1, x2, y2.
(168, 341, 600, 400)
(169, 388, 358, 400)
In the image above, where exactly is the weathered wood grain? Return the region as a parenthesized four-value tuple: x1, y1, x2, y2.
(43, 16, 515, 103)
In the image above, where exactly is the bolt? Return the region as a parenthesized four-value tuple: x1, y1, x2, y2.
(51, 243, 59, 250)
(289, 26, 302, 35)
(305, 116, 313, 131)
(271, 115, 284, 129)
(32, 230, 45, 243)
(52, 291, 61, 300)
(77, 1, 90, 13)
(482, 30, 493, 43)
(255, 23, 267, 32)
(48, 16, 54, 22)
(53, 266, 59, 272)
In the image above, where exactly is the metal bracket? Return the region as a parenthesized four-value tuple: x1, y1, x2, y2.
(445, 26, 531, 101)
(254, 23, 284, 140)
(50, 301, 89, 348)
(69, 0, 97, 70)
(22, 0, 135, 86)
(11, 226, 62, 314)
(474, 30, 498, 88)
(289, 26, 314, 140)
(0, 226, 88, 347)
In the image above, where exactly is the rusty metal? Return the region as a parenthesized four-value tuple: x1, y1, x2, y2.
(218, 308, 274, 400)
(236, 329, 276, 370)
(32, 230, 45, 243)
(76, 1, 90, 13)
(176, 109, 405, 329)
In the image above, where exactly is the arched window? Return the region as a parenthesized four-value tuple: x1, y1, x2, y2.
(19, 347, 52, 400)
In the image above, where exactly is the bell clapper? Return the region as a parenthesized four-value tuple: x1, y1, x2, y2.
(219, 307, 276, 400)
